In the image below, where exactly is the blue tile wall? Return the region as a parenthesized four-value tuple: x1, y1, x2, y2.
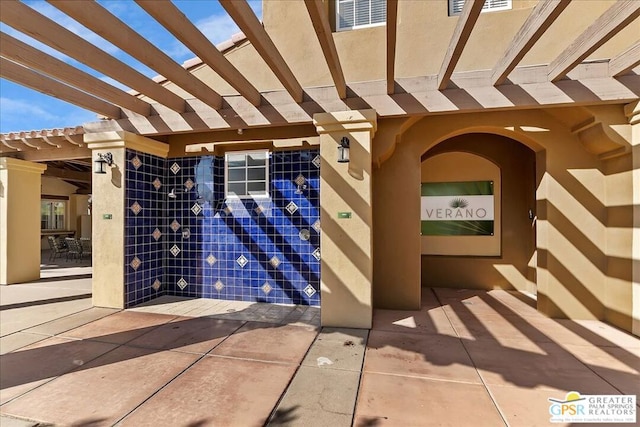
(164, 150, 321, 306)
(124, 149, 166, 308)
(123, 148, 321, 307)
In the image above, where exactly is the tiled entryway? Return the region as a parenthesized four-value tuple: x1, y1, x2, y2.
(2, 288, 638, 426)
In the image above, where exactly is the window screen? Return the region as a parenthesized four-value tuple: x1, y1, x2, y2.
(449, 0, 512, 16)
(337, 0, 386, 31)
(225, 150, 269, 198)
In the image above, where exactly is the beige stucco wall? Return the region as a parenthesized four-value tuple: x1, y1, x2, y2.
(314, 109, 377, 328)
(86, 131, 169, 309)
(372, 105, 637, 334)
(0, 158, 46, 285)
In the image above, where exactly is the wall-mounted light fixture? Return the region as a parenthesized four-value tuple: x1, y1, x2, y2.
(94, 152, 113, 174)
(338, 137, 350, 163)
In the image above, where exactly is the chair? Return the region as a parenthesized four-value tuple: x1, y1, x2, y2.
(47, 236, 68, 261)
(80, 238, 92, 260)
(65, 237, 83, 262)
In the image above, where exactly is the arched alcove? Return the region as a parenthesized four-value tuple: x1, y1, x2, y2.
(421, 134, 536, 292)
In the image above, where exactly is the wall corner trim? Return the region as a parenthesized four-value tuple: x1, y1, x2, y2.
(85, 131, 169, 158)
(0, 157, 47, 174)
(313, 109, 378, 135)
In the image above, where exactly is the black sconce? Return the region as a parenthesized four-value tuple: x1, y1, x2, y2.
(94, 152, 113, 174)
(338, 137, 350, 163)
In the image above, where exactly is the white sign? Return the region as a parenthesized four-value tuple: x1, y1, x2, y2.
(421, 195, 494, 221)
(549, 392, 636, 423)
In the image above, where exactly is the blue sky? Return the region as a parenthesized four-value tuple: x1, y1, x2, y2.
(0, 0, 263, 133)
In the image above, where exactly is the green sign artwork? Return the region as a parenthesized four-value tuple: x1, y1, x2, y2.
(421, 181, 494, 236)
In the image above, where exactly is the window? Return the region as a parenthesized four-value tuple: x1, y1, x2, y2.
(336, 0, 386, 31)
(225, 150, 269, 198)
(41, 200, 66, 230)
(449, 0, 512, 16)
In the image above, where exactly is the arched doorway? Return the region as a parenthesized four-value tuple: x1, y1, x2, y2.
(420, 133, 537, 293)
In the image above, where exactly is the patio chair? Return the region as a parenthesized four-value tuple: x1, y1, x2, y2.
(47, 236, 68, 261)
(65, 237, 83, 262)
(80, 237, 92, 260)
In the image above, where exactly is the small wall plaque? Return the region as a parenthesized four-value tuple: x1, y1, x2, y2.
(337, 212, 352, 219)
(103, 214, 113, 220)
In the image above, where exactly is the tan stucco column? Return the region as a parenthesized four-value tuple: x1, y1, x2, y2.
(314, 110, 377, 328)
(0, 158, 47, 285)
(625, 101, 640, 337)
(86, 131, 168, 308)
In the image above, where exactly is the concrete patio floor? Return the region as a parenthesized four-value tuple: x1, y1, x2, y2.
(1, 260, 639, 426)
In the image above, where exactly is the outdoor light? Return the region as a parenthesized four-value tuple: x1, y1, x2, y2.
(93, 152, 113, 174)
(337, 137, 350, 163)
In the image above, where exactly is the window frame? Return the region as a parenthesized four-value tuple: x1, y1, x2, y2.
(40, 199, 67, 231)
(336, 0, 387, 32)
(448, 0, 512, 17)
(224, 149, 270, 199)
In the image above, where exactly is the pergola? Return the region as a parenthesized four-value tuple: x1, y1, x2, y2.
(0, 0, 638, 154)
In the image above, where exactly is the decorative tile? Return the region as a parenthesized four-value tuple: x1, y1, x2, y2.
(130, 256, 141, 271)
(177, 277, 188, 290)
(285, 201, 298, 215)
(170, 162, 181, 174)
(254, 205, 264, 215)
(214, 280, 224, 292)
(191, 203, 202, 215)
(131, 155, 142, 170)
(152, 178, 162, 190)
(294, 174, 306, 186)
(262, 282, 273, 295)
(152, 228, 162, 241)
(312, 155, 321, 168)
(304, 284, 317, 297)
(170, 220, 181, 232)
(312, 247, 321, 261)
(312, 220, 321, 232)
(170, 245, 181, 257)
(236, 255, 248, 268)
(206, 254, 217, 266)
(151, 279, 161, 291)
(269, 256, 281, 269)
(182, 228, 191, 239)
(223, 205, 233, 215)
(184, 178, 194, 190)
(130, 202, 142, 215)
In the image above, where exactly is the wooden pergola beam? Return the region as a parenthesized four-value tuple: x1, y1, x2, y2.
(101, 63, 638, 137)
(13, 146, 92, 162)
(387, 0, 398, 95)
(0, 32, 152, 117)
(43, 165, 91, 183)
(548, 0, 640, 82)
(438, 0, 484, 90)
(219, 0, 304, 103)
(609, 41, 640, 77)
(0, 58, 122, 119)
(0, 0, 186, 113)
(492, 0, 571, 86)
(48, 0, 223, 110)
(137, 0, 262, 106)
(304, 0, 347, 99)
